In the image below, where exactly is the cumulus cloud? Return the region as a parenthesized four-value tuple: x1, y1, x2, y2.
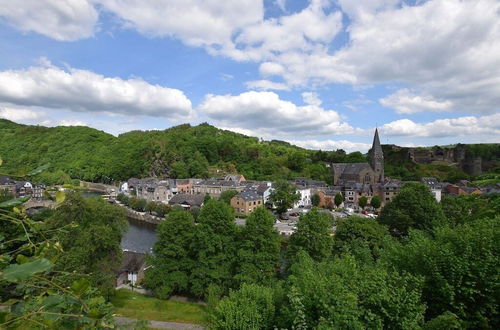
(198, 90, 355, 137)
(288, 139, 371, 153)
(379, 89, 453, 114)
(97, 0, 263, 49)
(0, 0, 98, 41)
(0, 106, 43, 122)
(380, 113, 500, 138)
(0, 61, 193, 118)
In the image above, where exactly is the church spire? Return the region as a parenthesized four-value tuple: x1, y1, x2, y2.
(369, 128, 384, 183)
(372, 128, 383, 154)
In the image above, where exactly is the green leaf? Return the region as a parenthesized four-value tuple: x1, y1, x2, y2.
(0, 157, 3, 166)
(70, 278, 90, 296)
(1, 258, 53, 282)
(55, 191, 66, 204)
(27, 163, 51, 176)
(0, 196, 31, 208)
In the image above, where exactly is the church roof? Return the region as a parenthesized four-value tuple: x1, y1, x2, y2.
(342, 163, 371, 175)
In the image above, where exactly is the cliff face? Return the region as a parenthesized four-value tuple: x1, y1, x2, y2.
(406, 145, 482, 175)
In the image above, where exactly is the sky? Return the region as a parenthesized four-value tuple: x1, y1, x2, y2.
(0, 0, 499, 153)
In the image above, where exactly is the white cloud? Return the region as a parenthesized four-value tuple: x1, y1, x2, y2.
(198, 90, 355, 137)
(0, 61, 193, 118)
(380, 113, 500, 138)
(301, 92, 322, 107)
(379, 89, 453, 114)
(97, 0, 263, 48)
(226, 0, 342, 61)
(58, 119, 88, 126)
(288, 139, 371, 153)
(0, 106, 42, 121)
(301, 0, 500, 114)
(0, 0, 98, 41)
(245, 80, 290, 91)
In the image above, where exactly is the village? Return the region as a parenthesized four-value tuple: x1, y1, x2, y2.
(3, 129, 498, 237)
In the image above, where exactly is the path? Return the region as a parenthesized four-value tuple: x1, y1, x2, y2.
(115, 317, 205, 329)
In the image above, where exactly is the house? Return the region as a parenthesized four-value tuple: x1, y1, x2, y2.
(168, 193, 204, 209)
(244, 181, 273, 204)
(231, 190, 264, 216)
(32, 184, 46, 199)
(116, 251, 146, 287)
(193, 179, 245, 198)
(0, 176, 17, 196)
(224, 174, 246, 183)
(331, 129, 384, 185)
(293, 185, 311, 208)
(375, 180, 401, 205)
(175, 179, 194, 194)
(421, 177, 443, 202)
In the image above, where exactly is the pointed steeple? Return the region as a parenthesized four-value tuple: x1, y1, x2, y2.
(369, 128, 384, 183)
(372, 128, 383, 154)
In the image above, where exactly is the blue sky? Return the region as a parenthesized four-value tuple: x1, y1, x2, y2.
(0, 0, 499, 152)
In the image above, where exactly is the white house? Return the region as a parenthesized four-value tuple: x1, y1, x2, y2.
(294, 186, 311, 208)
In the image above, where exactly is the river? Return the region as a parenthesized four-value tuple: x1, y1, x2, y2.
(81, 190, 158, 254)
(122, 217, 158, 254)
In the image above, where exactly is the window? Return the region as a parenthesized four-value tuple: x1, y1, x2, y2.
(253, 201, 256, 205)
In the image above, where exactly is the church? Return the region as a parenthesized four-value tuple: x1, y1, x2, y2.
(331, 129, 384, 185)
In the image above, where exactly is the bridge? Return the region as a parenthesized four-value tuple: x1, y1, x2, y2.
(24, 199, 57, 210)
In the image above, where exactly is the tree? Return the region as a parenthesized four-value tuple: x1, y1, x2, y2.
(281, 252, 425, 329)
(220, 189, 238, 205)
(288, 208, 333, 262)
(145, 210, 196, 298)
(370, 195, 381, 210)
(378, 182, 446, 237)
(441, 194, 500, 226)
(203, 193, 212, 204)
(311, 193, 320, 207)
(210, 284, 276, 330)
(269, 180, 300, 215)
(189, 199, 237, 297)
(382, 218, 499, 328)
(333, 216, 390, 261)
(358, 196, 368, 209)
(47, 192, 128, 297)
(235, 207, 280, 285)
(334, 192, 343, 208)
(0, 206, 117, 328)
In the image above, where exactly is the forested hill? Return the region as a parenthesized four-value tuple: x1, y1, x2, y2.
(0, 119, 365, 184)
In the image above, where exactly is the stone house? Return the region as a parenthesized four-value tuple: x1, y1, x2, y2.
(193, 179, 245, 198)
(0, 176, 17, 197)
(231, 190, 264, 216)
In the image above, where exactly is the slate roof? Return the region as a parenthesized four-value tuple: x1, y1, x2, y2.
(120, 251, 146, 273)
(237, 189, 263, 201)
(168, 193, 204, 207)
(0, 176, 16, 185)
(342, 163, 371, 175)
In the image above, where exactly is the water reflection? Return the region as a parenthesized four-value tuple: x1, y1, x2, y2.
(121, 217, 158, 254)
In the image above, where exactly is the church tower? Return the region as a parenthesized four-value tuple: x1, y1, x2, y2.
(369, 128, 384, 183)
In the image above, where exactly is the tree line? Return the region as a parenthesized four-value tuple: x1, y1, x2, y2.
(145, 182, 499, 329)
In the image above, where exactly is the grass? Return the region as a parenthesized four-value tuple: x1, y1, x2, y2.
(110, 289, 208, 325)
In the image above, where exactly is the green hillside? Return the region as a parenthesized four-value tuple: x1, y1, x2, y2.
(0, 119, 364, 184)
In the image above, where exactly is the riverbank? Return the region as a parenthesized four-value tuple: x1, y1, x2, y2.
(115, 201, 164, 225)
